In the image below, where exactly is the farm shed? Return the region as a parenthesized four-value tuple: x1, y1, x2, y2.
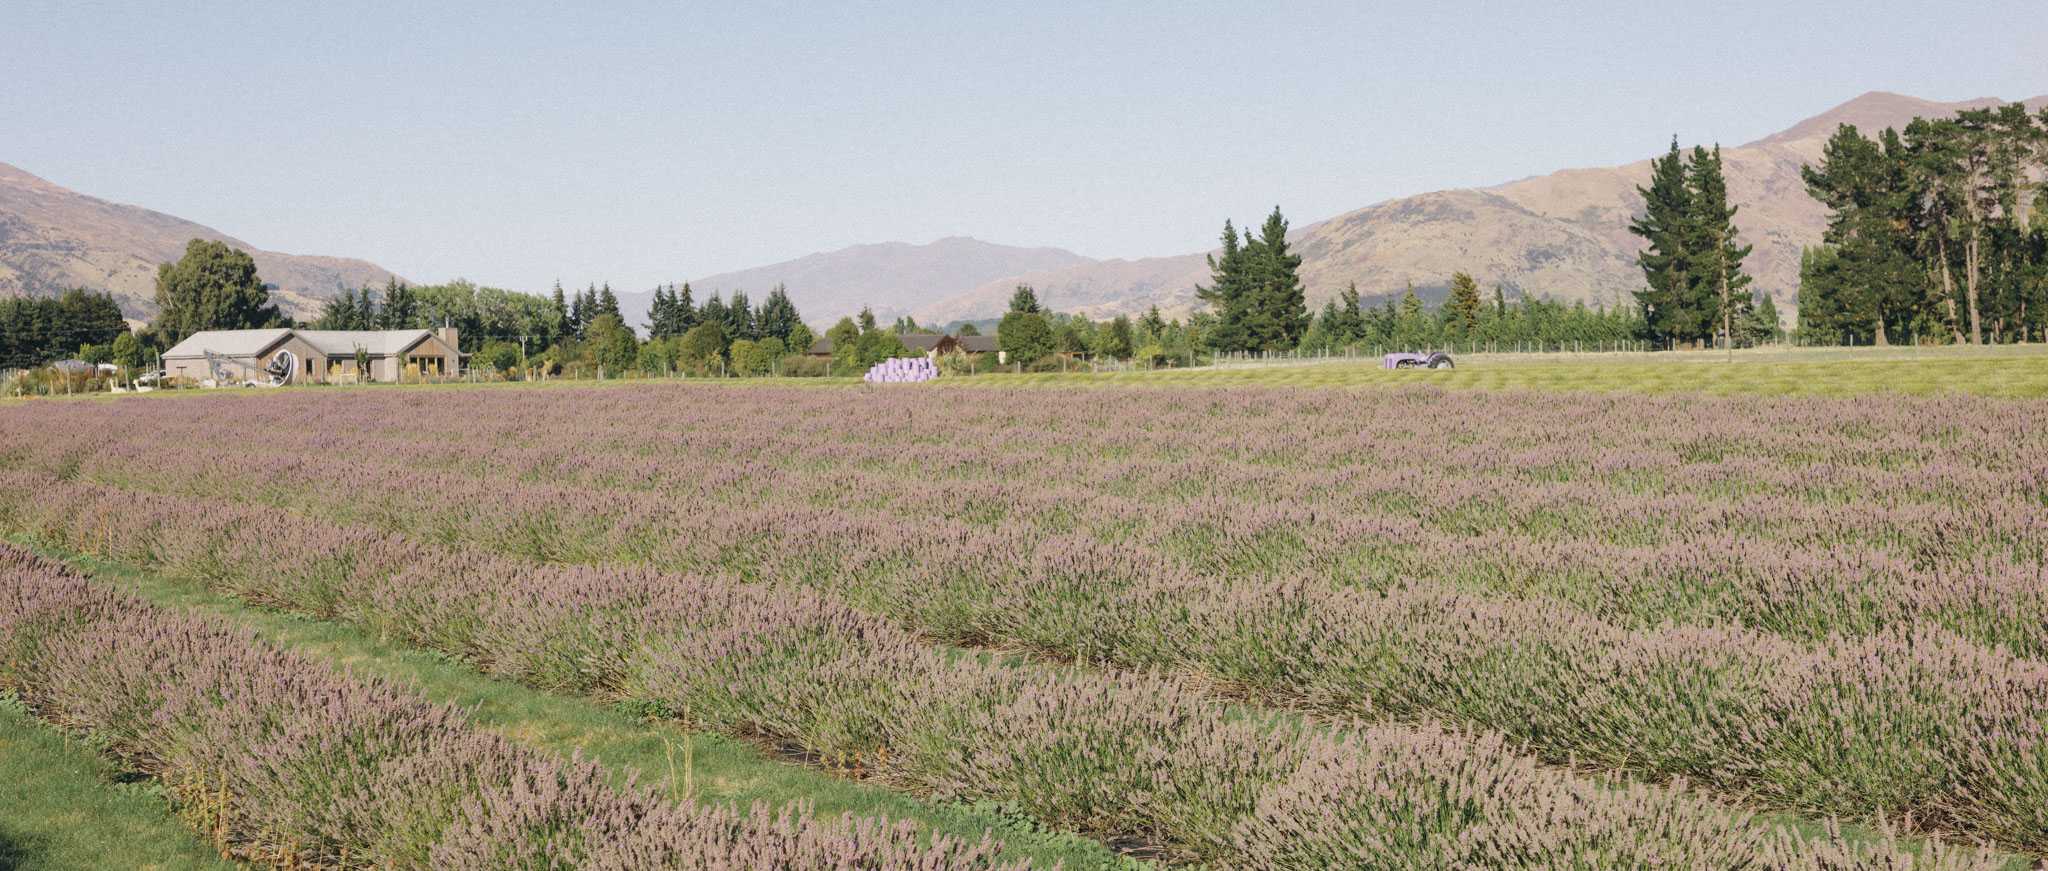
(163, 327, 462, 384)
(807, 332, 989, 359)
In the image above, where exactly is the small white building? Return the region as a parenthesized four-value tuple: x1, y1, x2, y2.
(162, 327, 462, 384)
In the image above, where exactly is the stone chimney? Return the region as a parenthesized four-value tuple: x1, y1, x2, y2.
(438, 326, 459, 349)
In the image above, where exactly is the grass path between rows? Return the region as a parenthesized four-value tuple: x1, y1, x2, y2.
(0, 697, 234, 871)
(12, 539, 1134, 871)
(11, 535, 2032, 870)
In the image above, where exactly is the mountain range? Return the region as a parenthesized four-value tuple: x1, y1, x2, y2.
(640, 91, 2046, 327)
(6, 91, 2043, 329)
(0, 162, 397, 320)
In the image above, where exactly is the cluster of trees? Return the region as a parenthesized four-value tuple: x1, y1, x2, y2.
(0, 289, 130, 370)
(558, 283, 623, 341)
(646, 283, 808, 346)
(1293, 278, 1733, 353)
(821, 308, 914, 373)
(312, 278, 563, 351)
(1196, 208, 1311, 352)
(1629, 141, 1756, 347)
(625, 283, 814, 378)
(1053, 306, 1201, 366)
(971, 286, 1204, 369)
(1798, 104, 2048, 345)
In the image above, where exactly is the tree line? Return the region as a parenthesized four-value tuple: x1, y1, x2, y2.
(1186, 202, 1751, 356)
(0, 289, 129, 370)
(1798, 103, 2048, 345)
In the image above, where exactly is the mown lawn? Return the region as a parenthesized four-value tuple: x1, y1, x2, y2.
(998, 344, 2048, 397)
(0, 697, 232, 871)
(10, 343, 2045, 411)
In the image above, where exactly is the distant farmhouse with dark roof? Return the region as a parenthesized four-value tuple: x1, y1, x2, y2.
(806, 332, 998, 358)
(162, 327, 463, 384)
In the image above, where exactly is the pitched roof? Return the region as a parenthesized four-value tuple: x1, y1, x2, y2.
(162, 328, 294, 358)
(296, 329, 435, 356)
(899, 333, 953, 352)
(162, 328, 447, 359)
(811, 333, 987, 355)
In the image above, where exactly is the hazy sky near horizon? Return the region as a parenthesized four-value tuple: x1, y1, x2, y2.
(6, 0, 2045, 294)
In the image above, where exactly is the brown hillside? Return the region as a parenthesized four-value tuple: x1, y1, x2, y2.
(0, 162, 399, 319)
(913, 91, 2048, 323)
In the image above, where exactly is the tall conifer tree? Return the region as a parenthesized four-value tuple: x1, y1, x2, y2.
(674, 283, 699, 334)
(1686, 145, 1754, 346)
(1195, 221, 1251, 352)
(1446, 271, 1483, 336)
(1248, 207, 1309, 351)
(1631, 138, 1695, 345)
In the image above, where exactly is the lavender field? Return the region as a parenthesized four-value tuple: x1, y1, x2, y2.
(2, 380, 2045, 868)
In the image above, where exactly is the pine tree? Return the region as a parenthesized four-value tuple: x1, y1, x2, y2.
(355, 286, 378, 330)
(725, 290, 756, 340)
(550, 282, 570, 345)
(1686, 145, 1755, 348)
(1446, 271, 1483, 337)
(1334, 283, 1366, 344)
(569, 288, 589, 339)
(1247, 206, 1309, 351)
(757, 285, 802, 343)
(1748, 292, 1782, 344)
(1803, 124, 1922, 344)
(1194, 220, 1251, 352)
(673, 283, 699, 334)
(649, 285, 674, 338)
(1631, 138, 1696, 345)
(1394, 282, 1429, 349)
(1197, 209, 1307, 353)
(597, 283, 622, 322)
(1008, 285, 1042, 314)
(381, 278, 418, 329)
(700, 294, 729, 340)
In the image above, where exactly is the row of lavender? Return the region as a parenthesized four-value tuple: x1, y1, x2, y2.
(0, 473, 2008, 868)
(0, 544, 1019, 870)
(9, 388, 2048, 848)
(33, 386, 2048, 659)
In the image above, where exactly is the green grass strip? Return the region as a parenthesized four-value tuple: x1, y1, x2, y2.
(0, 696, 234, 871)
(17, 540, 1136, 871)
(995, 347, 2048, 397)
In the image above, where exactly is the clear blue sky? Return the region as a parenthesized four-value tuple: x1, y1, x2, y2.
(7, 0, 2044, 294)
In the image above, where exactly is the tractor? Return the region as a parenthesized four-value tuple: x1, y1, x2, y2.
(1381, 352, 1454, 370)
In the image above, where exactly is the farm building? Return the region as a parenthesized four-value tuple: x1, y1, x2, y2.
(162, 327, 462, 384)
(806, 333, 998, 358)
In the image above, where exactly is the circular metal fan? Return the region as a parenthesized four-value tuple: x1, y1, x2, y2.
(264, 349, 297, 386)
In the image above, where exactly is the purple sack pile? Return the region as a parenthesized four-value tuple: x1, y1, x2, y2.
(864, 356, 939, 383)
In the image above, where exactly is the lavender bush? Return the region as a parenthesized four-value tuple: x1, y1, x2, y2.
(2, 382, 2042, 862)
(0, 482, 2016, 866)
(0, 544, 1023, 869)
